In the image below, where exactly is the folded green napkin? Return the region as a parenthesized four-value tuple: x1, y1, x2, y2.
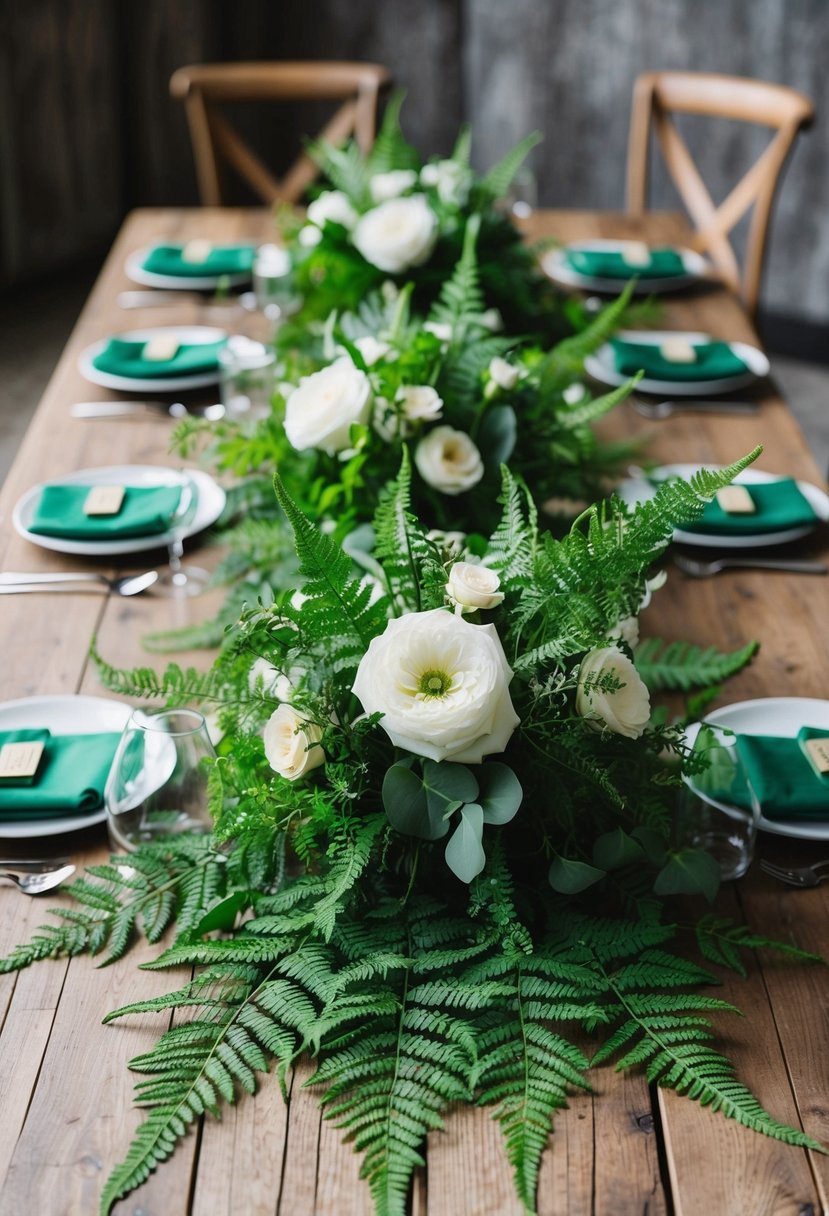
(29, 483, 185, 539)
(612, 338, 748, 381)
(141, 243, 255, 278)
(732, 730, 829, 821)
(566, 247, 686, 279)
(91, 337, 226, 379)
(673, 478, 817, 536)
(0, 730, 122, 819)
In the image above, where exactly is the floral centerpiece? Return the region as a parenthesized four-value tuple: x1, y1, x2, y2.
(3, 449, 820, 1216)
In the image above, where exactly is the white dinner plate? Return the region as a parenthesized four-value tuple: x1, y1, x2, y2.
(0, 695, 132, 838)
(125, 245, 253, 291)
(684, 698, 829, 840)
(541, 240, 712, 294)
(617, 464, 829, 549)
(78, 325, 226, 392)
(13, 465, 226, 557)
(584, 329, 770, 396)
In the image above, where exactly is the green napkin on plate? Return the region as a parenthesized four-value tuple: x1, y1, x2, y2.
(91, 336, 226, 379)
(0, 729, 51, 786)
(674, 478, 817, 536)
(611, 337, 748, 381)
(141, 243, 256, 279)
(29, 483, 185, 539)
(732, 730, 829, 820)
(0, 730, 122, 819)
(566, 247, 686, 279)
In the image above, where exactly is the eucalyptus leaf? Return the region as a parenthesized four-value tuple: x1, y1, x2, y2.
(548, 856, 606, 894)
(444, 803, 486, 883)
(654, 849, 721, 903)
(189, 891, 250, 937)
(478, 762, 523, 825)
(382, 762, 449, 840)
(422, 759, 478, 822)
(592, 828, 645, 872)
(632, 825, 669, 867)
(478, 404, 517, 467)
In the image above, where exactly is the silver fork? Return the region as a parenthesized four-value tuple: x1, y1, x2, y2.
(759, 859, 829, 888)
(0, 863, 76, 895)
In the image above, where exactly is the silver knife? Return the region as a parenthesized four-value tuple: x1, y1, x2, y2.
(71, 401, 225, 420)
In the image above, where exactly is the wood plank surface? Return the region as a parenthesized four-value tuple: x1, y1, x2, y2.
(0, 208, 826, 1216)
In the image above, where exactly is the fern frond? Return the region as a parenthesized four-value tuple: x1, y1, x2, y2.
(373, 450, 446, 613)
(366, 92, 420, 174)
(694, 914, 823, 978)
(428, 214, 484, 332)
(635, 638, 759, 692)
(475, 132, 543, 205)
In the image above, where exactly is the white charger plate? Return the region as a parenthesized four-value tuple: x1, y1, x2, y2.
(125, 245, 253, 291)
(13, 465, 226, 557)
(0, 695, 132, 837)
(541, 240, 712, 294)
(78, 325, 226, 392)
(618, 464, 829, 549)
(685, 698, 829, 840)
(585, 329, 770, 396)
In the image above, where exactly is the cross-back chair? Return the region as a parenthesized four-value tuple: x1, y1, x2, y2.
(626, 71, 814, 316)
(170, 61, 392, 207)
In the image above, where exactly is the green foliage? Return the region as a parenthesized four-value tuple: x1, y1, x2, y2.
(635, 638, 760, 692)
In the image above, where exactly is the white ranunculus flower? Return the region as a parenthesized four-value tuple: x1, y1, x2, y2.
(352, 607, 519, 763)
(369, 169, 418, 202)
(446, 562, 504, 613)
(306, 190, 358, 230)
(488, 357, 520, 391)
(576, 646, 651, 740)
(352, 195, 438, 274)
(397, 384, 444, 425)
(298, 225, 323, 248)
(353, 335, 392, 366)
(263, 704, 325, 781)
(284, 356, 372, 455)
(415, 426, 484, 496)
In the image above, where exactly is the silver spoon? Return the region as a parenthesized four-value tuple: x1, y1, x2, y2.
(0, 570, 159, 596)
(71, 401, 225, 421)
(633, 398, 760, 419)
(674, 554, 827, 577)
(0, 864, 75, 895)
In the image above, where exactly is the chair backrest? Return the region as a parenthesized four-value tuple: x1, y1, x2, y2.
(170, 61, 392, 207)
(626, 71, 814, 315)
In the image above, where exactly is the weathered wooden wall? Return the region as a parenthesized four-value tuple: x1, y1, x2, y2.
(0, 0, 827, 325)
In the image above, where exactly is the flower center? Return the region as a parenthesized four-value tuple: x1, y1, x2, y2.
(417, 668, 453, 698)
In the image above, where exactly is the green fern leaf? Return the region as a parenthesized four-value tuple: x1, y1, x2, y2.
(475, 132, 543, 205)
(634, 638, 759, 692)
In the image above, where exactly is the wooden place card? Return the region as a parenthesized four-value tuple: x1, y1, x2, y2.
(84, 485, 125, 516)
(182, 238, 213, 264)
(715, 485, 755, 515)
(803, 735, 829, 778)
(143, 334, 180, 362)
(620, 241, 651, 267)
(659, 338, 698, 364)
(0, 739, 44, 782)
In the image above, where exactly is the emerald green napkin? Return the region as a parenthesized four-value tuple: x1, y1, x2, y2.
(91, 337, 226, 379)
(141, 243, 255, 278)
(29, 483, 185, 539)
(566, 247, 685, 279)
(733, 730, 829, 820)
(0, 729, 50, 786)
(0, 730, 121, 819)
(674, 478, 817, 536)
(612, 338, 748, 381)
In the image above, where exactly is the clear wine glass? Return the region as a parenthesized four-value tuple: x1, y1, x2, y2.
(105, 708, 216, 852)
(675, 726, 760, 880)
(153, 475, 211, 598)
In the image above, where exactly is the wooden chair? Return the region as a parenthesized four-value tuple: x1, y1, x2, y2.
(626, 71, 814, 315)
(170, 61, 392, 207)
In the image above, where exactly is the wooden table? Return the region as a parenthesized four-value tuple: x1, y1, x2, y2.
(0, 209, 827, 1216)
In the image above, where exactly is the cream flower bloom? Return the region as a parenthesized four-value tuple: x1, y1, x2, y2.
(352, 196, 437, 274)
(488, 357, 520, 390)
(298, 225, 323, 248)
(420, 159, 468, 204)
(353, 335, 392, 366)
(284, 357, 372, 455)
(576, 646, 651, 739)
(369, 169, 418, 202)
(446, 562, 504, 612)
(352, 608, 519, 763)
(414, 425, 484, 496)
(263, 704, 324, 781)
(397, 384, 444, 424)
(306, 190, 358, 230)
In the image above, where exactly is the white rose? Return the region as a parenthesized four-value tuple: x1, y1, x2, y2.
(352, 195, 438, 274)
(248, 657, 297, 703)
(576, 645, 651, 740)
(369, 169, 418, 202)
(420, 159, 468, 205)
(306, 190, 358, 230)
(353, 335, 391, 366)
(298, 225, 323, 248)
(263, 704, 324, 781)
(397, 384, 444, 424)
(284, 356, 372, 455)
(414, 426, 484, 496)
(609, 616, 640, 648)
(352, 607, 519, 764)
(446, 562, 504, 613)
(488, 357, 520, 390)
(563, 382, 587, 405)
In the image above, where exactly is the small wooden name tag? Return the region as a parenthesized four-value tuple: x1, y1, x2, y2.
(84, 485, 125, 516)
(659, 338, 698, 364)
(803, 735, 829, 777)
(620, 241, 651, 267)
(0, 740, 44, 781)
(143, 335, 180, 362)
(182, 239, 213, 264)
(715, 485, 755, 515)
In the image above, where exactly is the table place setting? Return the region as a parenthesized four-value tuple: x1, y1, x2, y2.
(78, 325, 228, 392)
(125, 239, 257, 289)
(541, 237, 713, 293)
(586, 328, 769, 395)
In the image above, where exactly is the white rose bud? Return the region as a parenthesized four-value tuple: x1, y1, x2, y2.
(353, 335, 391, 366)
(423, 320, 453, 342)
(414, 425, 484, 496)
(563, 382, 587, 405)
(263, 704, 324, 781)
(446, 562, 504, 612)
(306, 190, 358, 230)
(284, 356, 372, 455)
(352, 607, 519, 764)
(397, 384, 444, 425)
(488, 357, 520, 391)
(480, 308, 504, 332)
(369, 169, 418, 202)
(298, 225, 323, 248)
(352, 196, 438, 274)
(420, 159, 468, 204)
(576, 645, 651, 740)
